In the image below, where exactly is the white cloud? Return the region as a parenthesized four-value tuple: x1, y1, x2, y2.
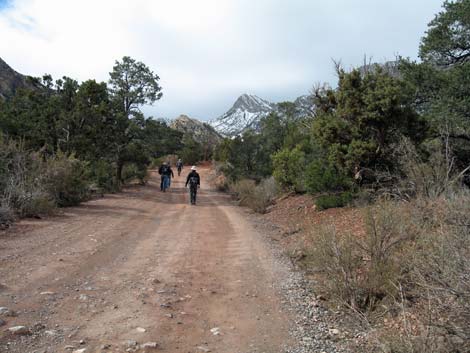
(1, 0, 444, 120)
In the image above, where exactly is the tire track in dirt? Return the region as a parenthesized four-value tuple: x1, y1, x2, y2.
(0, 167, 291, 353)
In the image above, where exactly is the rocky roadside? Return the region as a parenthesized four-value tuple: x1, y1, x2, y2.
(246, 212, 368, 353)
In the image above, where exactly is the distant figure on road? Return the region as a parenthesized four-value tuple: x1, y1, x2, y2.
(176, 158, 183, 176)
(158, 161, 174, 192)
(185, 166, 200, 205)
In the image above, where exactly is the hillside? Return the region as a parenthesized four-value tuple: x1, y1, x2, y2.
(0, 57, 42, 100)
(170, 114, 222, 146)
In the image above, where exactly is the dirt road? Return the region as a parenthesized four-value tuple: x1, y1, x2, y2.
(0, 167, 291, 353)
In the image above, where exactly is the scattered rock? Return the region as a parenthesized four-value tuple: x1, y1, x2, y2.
(8, 326, 30, 335)
(79, 294, 88, 301)
(40, 291, 55, 295)
(125, 340, 138, 348)
(0, 319, 5, 326)
(45, 330, 58, 336)
(141, 342, 158, 348)
(197, 346, 211, 352)
(101, 344, 111, 350)
(136, 327, 146, 333)
(165, 314, 173, 318)
(64, 346, 75, 350)
(329, 328, 340, 335)
(450, 335, 465, 346)
(210, 327, 221, 336)
(0, 307, 16, 317)
(72, 349, 87, 353)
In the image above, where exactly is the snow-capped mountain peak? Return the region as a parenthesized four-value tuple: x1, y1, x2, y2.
(210, 93, 316, 137)
(231, 93, 275, 113)
(210, 94, 275, 137)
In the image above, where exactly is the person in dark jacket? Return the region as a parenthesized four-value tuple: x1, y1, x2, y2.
(185, 166, 200, 205)
(158, 162, 174, 192)
(176, 158, 183, 176)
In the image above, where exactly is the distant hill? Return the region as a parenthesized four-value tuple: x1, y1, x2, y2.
(0, 57, 42, 100)
(210, 93, 315, 137)
(170, 114, 222, 147)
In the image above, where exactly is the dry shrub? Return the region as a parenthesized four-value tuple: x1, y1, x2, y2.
(0, 141, 55, 217)
(0, 204, 15, 228)
(231, 177, 279, 213)
(308, 201, 417, 313)
(398, 193, 470, 353)
(398, 137, 469, 199)
(214, 173, 229, 192)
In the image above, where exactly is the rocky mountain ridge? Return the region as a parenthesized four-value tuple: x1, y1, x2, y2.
(170, 114, 222, 146)
(210, 93, 315, 137)
(0, 57, 42, 100)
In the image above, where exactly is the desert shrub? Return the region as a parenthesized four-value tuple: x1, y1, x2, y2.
(409, 194, 470, 351)
(214, 173, 229, 192)
(0, 204, 15, 227)
(0, 139, 56, 217)
(44, 152, 90, 207)
(308, 201, 416, 312)
(398, 137, 469, 199)
(89, 160, 118, 192)
(122, 162, 148, 185)
(272, 146, 306, 192)
(305, 160, 352, 194)
(374, 193, 470, 353)
(315, 192, 353, 210)
(231, 177, 279, 213)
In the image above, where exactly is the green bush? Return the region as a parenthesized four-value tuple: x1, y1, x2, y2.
(272, 146, 305, 192)
(0, 204, 15, 227)
(45, 153, 90, 207)
(305, 160, 352, 194)
(315, 192, 353, 210)
(122, 162, 148, 185)
(89, 160, 118, 192)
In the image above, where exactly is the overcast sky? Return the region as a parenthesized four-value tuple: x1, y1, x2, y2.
(1, 0, 443, 121)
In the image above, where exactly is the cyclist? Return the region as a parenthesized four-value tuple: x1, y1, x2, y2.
(185, 166, 200, 205)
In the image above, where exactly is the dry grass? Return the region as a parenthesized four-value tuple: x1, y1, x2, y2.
(300, 193, 470, 353)
(231, 177, 279, 213)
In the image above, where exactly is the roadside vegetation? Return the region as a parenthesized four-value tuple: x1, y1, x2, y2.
(214, 1, 470, 351)
(0, 56, 204, 225)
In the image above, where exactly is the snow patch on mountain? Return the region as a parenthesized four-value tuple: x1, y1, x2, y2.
(210, 93, 315, 137)
(210, 94, 276, 137)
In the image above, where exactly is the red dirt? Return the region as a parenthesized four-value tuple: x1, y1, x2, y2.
(0, 167, 291, 352)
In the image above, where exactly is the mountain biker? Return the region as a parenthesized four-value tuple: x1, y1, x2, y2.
(176, 158, 183, 176)
(185, 166, 200, 205)
(158, 161, 174, 192)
